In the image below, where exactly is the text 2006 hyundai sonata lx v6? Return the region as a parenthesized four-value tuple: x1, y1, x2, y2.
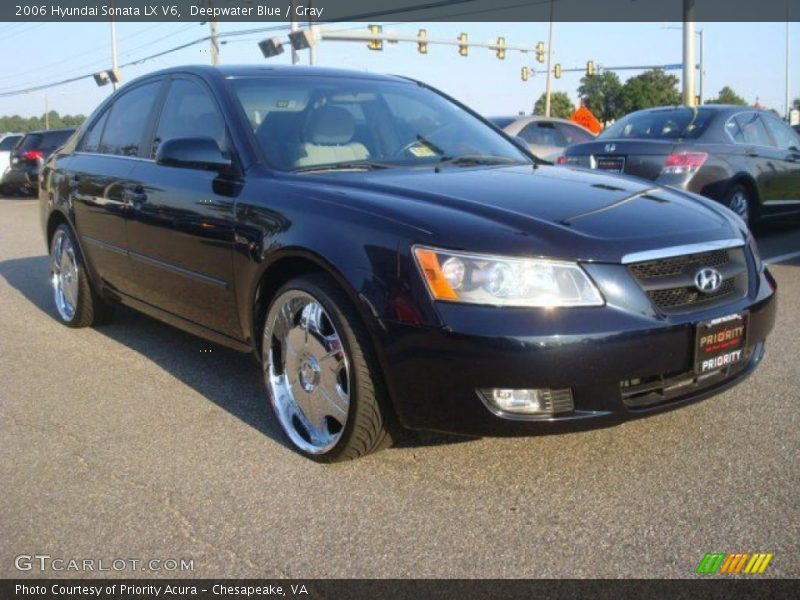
(39, 66, 777, 461)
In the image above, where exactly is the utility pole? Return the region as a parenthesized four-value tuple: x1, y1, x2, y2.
(697, 28, 703, 104)
(682, 0, 696, 106)
(289, 0, 299, 65)
(208, 1, 219, 65)
(544, 0, 555, 116)
(44, 93, 49, 130)
(786, 6, 791, 120)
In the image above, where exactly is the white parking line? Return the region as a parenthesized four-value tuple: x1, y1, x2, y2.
(765, 249, 800, 265)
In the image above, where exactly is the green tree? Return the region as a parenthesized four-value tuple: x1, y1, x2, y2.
(0, 111, 85, 133)
(577, 71, 624, 125)
(706, 86, 747, 106)
(533, 91, 575, 119)
(621, 69, 681, 113)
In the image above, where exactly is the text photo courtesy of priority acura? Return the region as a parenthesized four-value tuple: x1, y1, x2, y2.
(40, 66, 776, 462)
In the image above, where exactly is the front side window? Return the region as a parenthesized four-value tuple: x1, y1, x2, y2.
(762, 114, 800, 150)
(152, 78, 226, 156)
(98, 81, 161, 157)
(229, 76, 530, 171)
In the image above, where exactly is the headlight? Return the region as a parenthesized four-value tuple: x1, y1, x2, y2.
(413, 246, 604, 307)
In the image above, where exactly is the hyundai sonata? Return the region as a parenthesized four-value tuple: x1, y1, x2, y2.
(39, 66, 776, 461)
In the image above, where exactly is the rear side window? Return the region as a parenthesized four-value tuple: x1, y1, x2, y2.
(600, 108, 713, 140)
(733, 113, 773, 147)
(99, 81, 161, 156)
(519, 122, 567, 147)
(152, 78, 226, 156)
(0, 135, 21, 151)
(81, 110, 109, 153)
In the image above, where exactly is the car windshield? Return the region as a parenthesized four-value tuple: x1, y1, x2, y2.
(229, 76, 530, 171)
(600, 108, 714, 140)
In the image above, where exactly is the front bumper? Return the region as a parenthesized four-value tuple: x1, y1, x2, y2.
(378, 268, 777, 437)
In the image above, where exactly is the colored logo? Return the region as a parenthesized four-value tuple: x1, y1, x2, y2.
(696, 552, 773, 574)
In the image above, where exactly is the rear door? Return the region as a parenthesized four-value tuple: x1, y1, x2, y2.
(124, 75, 240, 336)
(70, 79, 165, 294)
(761, 113, 800, 212)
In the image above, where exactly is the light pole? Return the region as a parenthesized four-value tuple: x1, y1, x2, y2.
(663, 24, 703, 104)
(110, 19, 118, 91)
(544, 0, 555, 117)
(682, 0, 696, 106)
(289, 0, 299, 65)
(786, 11, 791, 120)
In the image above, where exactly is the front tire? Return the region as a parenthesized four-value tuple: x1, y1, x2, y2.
(50, 224, 114, 327)
(261, 273, 396, 462)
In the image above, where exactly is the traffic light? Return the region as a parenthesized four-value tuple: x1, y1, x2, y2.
(535, 41, 545, 63)
(521, 67, 529, 81)
(554, 63, 561, 79)
(417, 29, 428, 54)
(458, 33, 468, 56)
(495, 37, 506, 60)
(586, 60, 595, 76)
(367, 24, 383, 51)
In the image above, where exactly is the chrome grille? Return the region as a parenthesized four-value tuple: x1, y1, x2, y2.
(628, 247, 748, 314)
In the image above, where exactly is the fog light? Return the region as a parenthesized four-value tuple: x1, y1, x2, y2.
(479, 387, 574, 417)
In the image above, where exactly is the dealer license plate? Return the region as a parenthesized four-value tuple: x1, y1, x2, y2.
(694, 313, 748, 374)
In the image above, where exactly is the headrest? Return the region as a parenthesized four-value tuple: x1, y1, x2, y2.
(304, 106, 355, 146)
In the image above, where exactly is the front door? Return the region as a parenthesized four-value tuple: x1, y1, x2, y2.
(124, 76, 241, 337)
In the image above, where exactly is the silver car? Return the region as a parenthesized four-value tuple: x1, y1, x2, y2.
(489, 116, 595, 162)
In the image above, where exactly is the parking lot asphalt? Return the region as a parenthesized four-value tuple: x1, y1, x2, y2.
(1, 195, 798, 579)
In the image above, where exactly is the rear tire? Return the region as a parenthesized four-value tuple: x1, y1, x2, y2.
(724, 184, 756, 228)
(50, 223, 114, 328)
(261, 273, 397, 462)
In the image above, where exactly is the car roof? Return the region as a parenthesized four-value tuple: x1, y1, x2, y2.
(136, 64, 414, 85)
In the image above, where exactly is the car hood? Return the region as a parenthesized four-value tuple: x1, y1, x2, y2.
(292, 164, 744, 263)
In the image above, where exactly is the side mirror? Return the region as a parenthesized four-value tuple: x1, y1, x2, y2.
(156, 137, 231, 172)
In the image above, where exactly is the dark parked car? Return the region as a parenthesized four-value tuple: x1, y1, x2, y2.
(40, 66, 776, 461)
(2, 128, 75, 195)
(562, 105, 800, 227)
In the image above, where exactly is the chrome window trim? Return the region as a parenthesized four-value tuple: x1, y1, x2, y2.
(72, 151, 155, 163)
(621, 238, 745, 265)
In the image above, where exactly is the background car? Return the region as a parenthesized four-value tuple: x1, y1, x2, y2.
(562, 105, 800, 227)
(793, 123, 800, 135)
(0, 133, 22, 179)
(489, 115, 595, 161)
(1, 128, 74, 195)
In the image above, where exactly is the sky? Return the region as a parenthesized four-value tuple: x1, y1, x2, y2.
(0, 20, 796, 120)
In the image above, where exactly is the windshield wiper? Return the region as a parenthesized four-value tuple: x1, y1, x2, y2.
(292, 160, 394, 174)
(437, 154, 524, 167)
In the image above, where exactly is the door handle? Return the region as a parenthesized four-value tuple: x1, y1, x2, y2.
(123, 186, 148, 207)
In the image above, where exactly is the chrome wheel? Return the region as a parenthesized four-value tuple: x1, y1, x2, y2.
(263, 290, 350, 455)
(51, 230, 79, 322)
(728, 190, 750, 224)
